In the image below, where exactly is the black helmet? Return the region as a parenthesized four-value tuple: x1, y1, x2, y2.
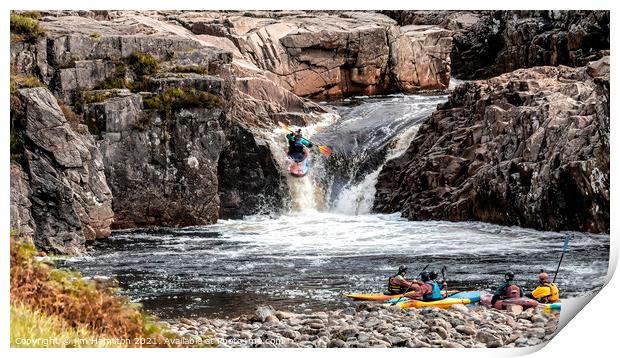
(429, 271, 439, 280)
(420, 271, 430, 282)
(505, 271, 515, 281)
(398, 265, 408, 274)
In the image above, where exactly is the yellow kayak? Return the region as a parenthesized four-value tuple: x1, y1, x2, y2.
(345, 290, 458, 302)
(541, 302, 561, 313)
(392, 297, 472, 309)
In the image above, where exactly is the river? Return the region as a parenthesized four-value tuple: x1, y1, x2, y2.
(63, 93, 610, 320)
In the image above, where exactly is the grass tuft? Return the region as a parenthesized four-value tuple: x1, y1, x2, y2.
(142, 87, 222, 114)
(11, 73, 44, 93)
(10, 238, 182, 347)
(10, 302, 124, 347)
(20, 11, 42, 20)
(170, 65, 209, 75)
(59, 103, 83, 131)
(10, 14, 45, 43)
(128, 52, 159, 77)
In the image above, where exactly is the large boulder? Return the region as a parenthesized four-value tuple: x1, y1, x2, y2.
(374, 60, 609, 233)
(12, 88, 114, 254)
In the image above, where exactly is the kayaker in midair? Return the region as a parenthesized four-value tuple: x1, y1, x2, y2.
(491, 271, 524, 306)
(403, 271, 444, 301)
(386, 265, 421, 294)
(526, 270, 560, 303)
(286, 129, 313, 163)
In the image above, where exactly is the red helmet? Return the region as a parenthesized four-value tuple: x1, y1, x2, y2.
(538, 271, 549, 282)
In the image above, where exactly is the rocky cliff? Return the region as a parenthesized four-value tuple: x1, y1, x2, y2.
(374, 58, 610, 233)
(11, 88, 114, 254)
(10, 10, 452, 253)
(383, 10, 609, 80)
(173, 11, 452, 98)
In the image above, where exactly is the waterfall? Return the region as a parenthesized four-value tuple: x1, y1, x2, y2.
(315, 94, 449, 215)
(263, 94, 448, 215)
(331, 122, 423, 215)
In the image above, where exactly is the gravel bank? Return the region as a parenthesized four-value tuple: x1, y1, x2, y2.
(165, 303, 559, 348)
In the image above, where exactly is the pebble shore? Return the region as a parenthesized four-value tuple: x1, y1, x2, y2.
(164, 302, 559, 348)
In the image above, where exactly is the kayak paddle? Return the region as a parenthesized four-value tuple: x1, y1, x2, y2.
(552, 234, 571, 283)
(278, 121, 333, 156)
(390, 264, 429, 305)
(441, 266, 448, 298)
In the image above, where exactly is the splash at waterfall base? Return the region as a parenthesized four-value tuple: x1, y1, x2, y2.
(165, 303, 559, 348)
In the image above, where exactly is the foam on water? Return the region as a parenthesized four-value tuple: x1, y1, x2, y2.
(65, 212, 609, 319)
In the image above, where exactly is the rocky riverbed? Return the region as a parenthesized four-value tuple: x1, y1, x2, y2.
(164, 303, 558, 348)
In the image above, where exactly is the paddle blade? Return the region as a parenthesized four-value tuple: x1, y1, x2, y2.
(318, 145, 333, 156)
(278, 121, 293, 133)
(562, 234, 570, 252)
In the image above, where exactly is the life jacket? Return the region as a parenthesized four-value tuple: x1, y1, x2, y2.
(423, 281, 443, 301)
(504, 284, 521, 299)
(387, 275, 406, 294)
(287, 138, 304, 154)
(538, 282, 560, 302)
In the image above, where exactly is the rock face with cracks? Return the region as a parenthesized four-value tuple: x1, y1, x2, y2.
(374, 59, 609, 233)
(11, 88, 114, 254)
(383, 10, 609, 80)
(173, 11, 453, 98)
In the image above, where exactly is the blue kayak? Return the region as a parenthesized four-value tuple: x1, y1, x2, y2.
(449, 291, 482, 302)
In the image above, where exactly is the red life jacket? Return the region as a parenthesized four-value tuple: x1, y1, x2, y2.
(505, 284, 521, 299)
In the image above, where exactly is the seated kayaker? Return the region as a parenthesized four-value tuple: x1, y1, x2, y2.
(286, 130, 313, 163)
(403, 272, 444, 301)
(491, 271, 524, 306)
(527, 270, 560, 303)
(385, 265, 420, 294)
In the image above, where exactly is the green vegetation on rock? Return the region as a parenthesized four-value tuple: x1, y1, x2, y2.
(142, 87, 222, 115)
(95, 55, 156, 92)
(128, 52, 159, 77)
(82, 90, 119, 105)
(94, 64, 130, 90)
(20, 11, 42, 20)
(10, 14, 46, 43)
(170, 65, 209, 75)
(10, 130, 24, 160)
(10, 73, 44, 93)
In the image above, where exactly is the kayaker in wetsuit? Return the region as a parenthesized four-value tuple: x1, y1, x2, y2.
(527, 270, 560, 303)
(286, 130, 313, 163)
(403, 272, 444, 301)
(491, 271, 524, 306)
(386, 265, 421, 294)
